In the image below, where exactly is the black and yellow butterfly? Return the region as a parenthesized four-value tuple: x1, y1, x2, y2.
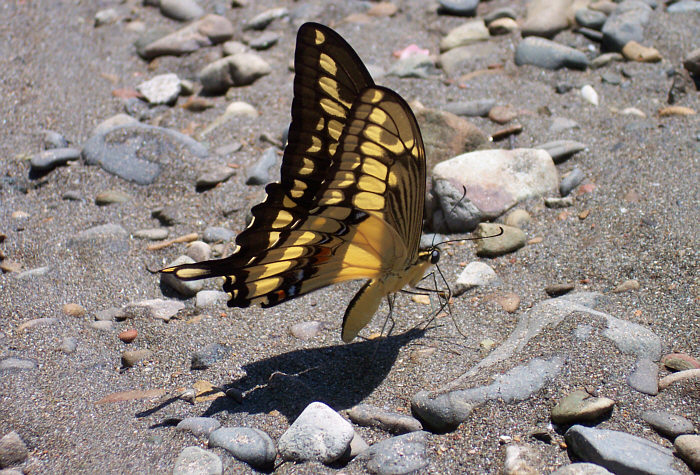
(161, 22, 439, 342)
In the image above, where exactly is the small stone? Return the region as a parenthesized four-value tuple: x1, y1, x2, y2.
(504, 209, 531, 228)
(661, 353, 700, 371)
(172, 446, 222, 475)
(504, 444, 543, 475)
(161, 256, 205, 297)
(622, 41, 662, 62)
(195, 290, 229, 308)
(545, 196, 574, 208)
(123, 299, 185, 322)
(438, 0, 479, 17)
(209, 427, 276, 470)
(43, 130, 69, 149)
(674, 435, 700, 472)
(488, 105, 519, 124)
(133, 228, 169, 240)
(545, 283, 575, 297)
(440, 20, 489, 52)
(244, 7, 287, 31)
(137, 73, 181, 105)
(591, 52, 624, 69)
(91, 320, 114, 331)
(247, 31, 280, 50)
(159, 0, 205, 22)
(575, 8, 608, 30)
(246, 147, 278, 185)
(515, 37, 589, 70)
(95, 307, 124, 321)
(60, 337, 78, 354)
(277, 402, 354, 463)
(496, 293, 520, 313)
(202, 226, 235, 243)
(551, 463, 613, 474)
(659, 369, 700, 390)
(442, 99, 495, 117)
(612, 279, 640, 293)
(580, 85, 599, 106)
(121, 349, 153, 367)
(489, 18, 518, 35)
(95, 8, 118, 26)
(551, 390, 615, 425)
(346, 404, 423, 435)
(560, 168, 585, 197)
(454, 261, 500, 296)
(186, 241, 211, 262)
(627, 357, 658, 395)
(17, 317, 58, 332)
(119, 329, 138, 343)
(474, 223, 526, 257)
(199, 53, 271, 94)
(63, 303, 86, 317)
(289, 321, 326, 340)
(176, 417, 221, 438)
(30, 148, 81, 172)
(641, 410, 695, 439)
(535, 140, 586, 164)
(95, 190, 131, 205)
(191, 343, 232, 370)
(354, 431, 430, 474)
(0, 431, 28, 468)
(0, 357, 37, 371)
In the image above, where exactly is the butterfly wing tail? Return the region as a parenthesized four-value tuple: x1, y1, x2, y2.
(160, 259, 230, 281)
(341, 279, 386, 342)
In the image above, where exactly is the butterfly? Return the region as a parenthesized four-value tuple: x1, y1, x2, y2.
(161, 22, 439, 342)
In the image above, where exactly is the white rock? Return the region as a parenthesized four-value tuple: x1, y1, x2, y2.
(455, 262, 500, 296)
(278, 402, 354, 463)
(580, 85, 599, 106)
(137, 73, 181, 105)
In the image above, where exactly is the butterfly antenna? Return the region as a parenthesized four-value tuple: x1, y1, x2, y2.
(434, 226, 504, 247)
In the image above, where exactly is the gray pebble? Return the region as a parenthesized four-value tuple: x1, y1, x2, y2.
(137, 73, 181, 105)
(59, 337, 78, 354)
(151, 206, 182, 226)
(515, 37, 589, 70)
(354, 431, 429, 475)
(172, 446, 222, 475)
(247, 31, 280, 50)
(195, 290, 229, 308)
(159, 0, 204, 22)
(246, 147, 278, 185)
(30, 147, 81, 172)
(454, 261, 499, 296)
(565, 424, 679, 475)
(176, 417, 221, 438)
(95, 190, 131, 205)
(222, 40, 248, 56)
(83, 123, 208, 185)
(139, 15, 233, 60)
(667, 0, 700, 13)
(601, 71, 623, 85)
(551, 463, 613, 474)
(591, 52, 624, 69)
(437, 0, 479, 17)
(430, 179, 481, 233)
(62, 190, 83, 201)
(43, 130, 69, 149)
(535, 140, 586, 163)
(484, 8, 517, 24)
(0, 431, 29, 468)
(191, 343, 232, 370)
(442, 99, 495, 117)
(560, 167, 585, 196)
(202, 226, 235, 243)
(94, 8, 118, 27)
(551, 390, 615, 425)
(209, 427, 276, 469)
(186, 241, 211, 262)
(627, 357, 659, 395)
(388, 55, 436, 79)
(504, 444, 543, 475)
(278, 402, 354, 463)
(196, 165, 236, 189)
(90, 320, 114, 331)
(0, 357, 37, 371)
(575, 8, 608, 30)
(13, 266, 51, 280)
(243, 7, 287, 31)
(642, 410, 695, 439)
(95, 307, 125, 321)
(577, 27, 604, 42)
(474, 223, 526, 257)
(123, 299, 185, 322)
(289, 321, 327, 340)
(347, 404, 423, 435)
(132, 228, 169, 240)
(199, 53, 272, 94)
(601, 1, 651, 52)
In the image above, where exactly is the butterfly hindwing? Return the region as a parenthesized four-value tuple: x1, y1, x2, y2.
(160, 23, 429, 341)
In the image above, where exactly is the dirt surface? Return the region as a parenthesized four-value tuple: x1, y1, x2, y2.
(1, 0, 698, 473)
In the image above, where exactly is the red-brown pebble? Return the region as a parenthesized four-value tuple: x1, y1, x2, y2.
(119, 329, 138, 343)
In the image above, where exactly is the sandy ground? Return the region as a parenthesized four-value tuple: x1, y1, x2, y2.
(1, 0, 698, 473)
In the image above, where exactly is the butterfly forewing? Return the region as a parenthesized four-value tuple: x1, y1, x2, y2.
(160, 23, 428, 341)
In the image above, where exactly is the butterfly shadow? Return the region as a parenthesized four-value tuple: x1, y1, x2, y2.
(202, 328, 426, 422)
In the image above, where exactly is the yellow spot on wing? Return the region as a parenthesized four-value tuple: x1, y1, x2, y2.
(360, 141, 384, 157)
(271, 210, 294, 228)
(319, 53, 337, 75)
(248, 276, 282, 297)
(353, 191, 383, 210)
(307, 135, 322, 153)
(357, 175, 386, 194)
(320, 98, 345, 118)
(314, 30, 326, 45)
(362, 158, 388, 179)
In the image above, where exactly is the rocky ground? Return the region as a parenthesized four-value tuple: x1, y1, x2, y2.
(1, 0, 699, 474)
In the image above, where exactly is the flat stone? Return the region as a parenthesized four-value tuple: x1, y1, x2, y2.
(172, 446, 222, 475)
(209, 427, 276, 470)
(551, 390, 615, 425)
(475, 223, 526, 257)
(30, 147, 81, 172)
(515, 37, 589, 70)
(346, 404, 423, 435)
(354, 431, 429, 474)
(641, 410, 695, 439)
